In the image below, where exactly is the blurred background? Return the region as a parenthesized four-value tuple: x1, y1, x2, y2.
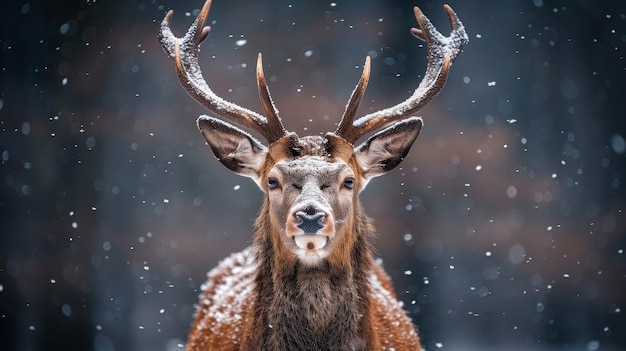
(1, 0, 625, 350)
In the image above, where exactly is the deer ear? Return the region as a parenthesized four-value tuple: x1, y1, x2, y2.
(354, 117, 422, 182)
(197, 116, 268, 181)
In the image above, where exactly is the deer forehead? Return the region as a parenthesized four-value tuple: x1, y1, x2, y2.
(273, 157, 352, 182)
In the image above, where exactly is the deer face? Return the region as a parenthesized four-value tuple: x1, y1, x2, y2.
(198, 117, 424, 266)
(267, 156, 353, 265)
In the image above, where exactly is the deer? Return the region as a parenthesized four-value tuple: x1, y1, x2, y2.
(158, 0, 467, 349)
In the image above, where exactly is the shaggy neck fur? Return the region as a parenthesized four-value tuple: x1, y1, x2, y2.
(243, 198, 378, 350)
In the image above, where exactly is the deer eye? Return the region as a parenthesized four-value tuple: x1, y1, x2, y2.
(268, 177, 279, 190)
(343, 177, 355, 190)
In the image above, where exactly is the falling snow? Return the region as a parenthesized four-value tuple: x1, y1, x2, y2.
(1, 0, 625, 350)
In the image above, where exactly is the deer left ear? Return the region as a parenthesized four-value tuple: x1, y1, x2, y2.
(354, 117, 423, 182)
(197, 116, 268, 182)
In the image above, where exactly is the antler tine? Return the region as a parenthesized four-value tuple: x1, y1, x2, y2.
(335, 56, 371, 143)
(256, 53, 287, 143)
(335, 4, 468, 144)
(158, 0, 286, 143)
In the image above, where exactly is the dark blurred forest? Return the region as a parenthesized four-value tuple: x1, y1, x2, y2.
(1, 0, 625, 350)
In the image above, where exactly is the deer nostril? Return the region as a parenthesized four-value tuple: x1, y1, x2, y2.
(295, 211, 325, 234)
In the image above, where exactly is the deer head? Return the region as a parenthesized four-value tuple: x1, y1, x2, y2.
(159, 0, 467, 268)
(159, 1, 467, 348)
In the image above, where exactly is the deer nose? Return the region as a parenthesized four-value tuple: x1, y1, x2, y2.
(295, 210, 325, 234)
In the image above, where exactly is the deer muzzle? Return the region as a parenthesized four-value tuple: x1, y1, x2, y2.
(286, 204, 336, 253)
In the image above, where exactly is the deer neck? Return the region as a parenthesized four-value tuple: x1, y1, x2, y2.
(247, 201, 377, 350)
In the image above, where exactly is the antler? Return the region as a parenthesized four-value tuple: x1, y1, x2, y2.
(158, 0, 287, 144)
(335, 5, 469, 144)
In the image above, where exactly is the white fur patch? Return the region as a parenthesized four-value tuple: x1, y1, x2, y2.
(292, 235, 330, 266)
(293, 234, 328, 251)
(355, 138, 393, 173)
(230, 138, 265, 170)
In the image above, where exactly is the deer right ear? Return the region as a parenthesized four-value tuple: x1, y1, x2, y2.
(197, 116, 268, 181)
